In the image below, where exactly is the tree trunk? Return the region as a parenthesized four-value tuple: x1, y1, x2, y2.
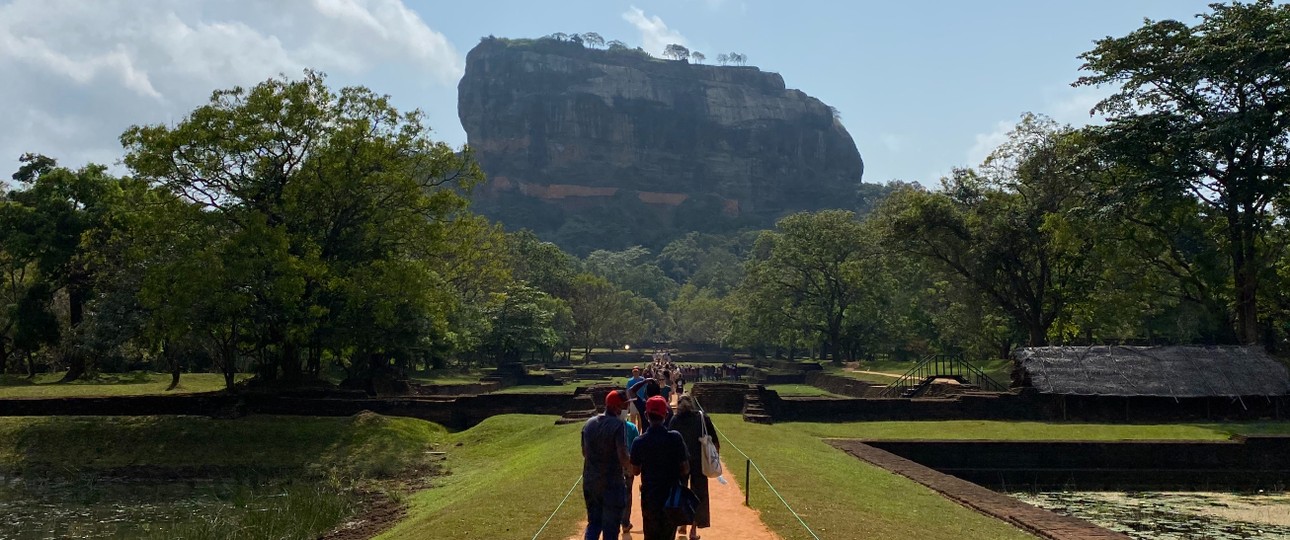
(1228, 207, 1260, 345)
(164, 340, 181, 391)
(0, 340, 7, 375)
(26, 351, 36, 379)
(59, 282, 89, 382)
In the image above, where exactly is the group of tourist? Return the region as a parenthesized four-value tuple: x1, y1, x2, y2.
(581, 363, 720, 540)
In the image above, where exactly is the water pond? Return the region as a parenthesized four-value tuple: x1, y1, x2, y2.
(1014, 490, 1290, 540)
(0, 475, 354, 540)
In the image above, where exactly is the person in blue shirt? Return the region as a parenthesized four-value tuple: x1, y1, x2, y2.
(620, 412, 640, 533)
(626, 367, 644, 427)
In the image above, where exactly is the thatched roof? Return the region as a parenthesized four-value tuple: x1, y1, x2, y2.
(1014, 346, 1290, 397)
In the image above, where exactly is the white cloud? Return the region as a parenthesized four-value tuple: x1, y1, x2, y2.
(0, 0, 462, 175)
(622, 6, 688, 57)
(964, 85, 1113, 168)
(966, 120, 1014, 168)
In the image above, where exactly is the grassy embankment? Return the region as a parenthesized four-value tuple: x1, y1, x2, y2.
(708, 415, 1290, 540)
(0, 371, 250, 398)
(6, 412, 1290, 539)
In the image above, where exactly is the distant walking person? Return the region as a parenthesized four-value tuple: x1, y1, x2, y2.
(583, 390, 631, 540)
(668, 395, 719, 540)
(621, 413, 640, 533)
(626, 366, 644, 427)
(630, 396, 690, 540)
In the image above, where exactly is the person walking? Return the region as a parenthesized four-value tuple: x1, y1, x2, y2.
(626, 366, 644, 427)
(582, 390, 631, 540)
(629, 395, 690, 540)
(667, 395, 719, 540)
(621, 412, 640, 533)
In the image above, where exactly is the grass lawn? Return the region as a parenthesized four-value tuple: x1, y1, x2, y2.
(0, 372, 249, 399)
(491, 378, 611, 394)
(767, 383, 844, 398)
(0, 413, 586, 539)
(708, 416, 1290, 540)
(0, 413, 445, 478)
(406, 368, 491, 386)
(710, 414, 1035, 540)
(377, 415, 585, 539)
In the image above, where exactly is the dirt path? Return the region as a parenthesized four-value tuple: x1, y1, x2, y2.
(567, 456, 781, 540)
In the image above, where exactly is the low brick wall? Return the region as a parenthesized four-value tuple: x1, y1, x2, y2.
(860, 436, 1290, 490)
(690, 383, 752, 413)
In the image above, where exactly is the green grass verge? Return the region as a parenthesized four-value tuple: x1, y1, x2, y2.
(377, 415, 584, 539)
(705, 417, 1290, 540)
(492, 378, 612, 394)
(406, 369, 491, 386)
(778, 419, 1290, 441)
(0, 372, 250, 399)
(0, 413, 445, 480)
(766, 384, 844, 397)
(710, 414, 1034, 540)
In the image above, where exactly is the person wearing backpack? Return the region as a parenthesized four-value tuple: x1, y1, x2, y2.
(629, 396, 690, 540)
(667, 395, 719, 540)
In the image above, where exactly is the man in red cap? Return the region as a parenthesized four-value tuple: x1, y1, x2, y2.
(629, 395, 690, 540)
(582, 389, 631, 540)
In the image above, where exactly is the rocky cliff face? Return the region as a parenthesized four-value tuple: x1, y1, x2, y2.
(458, 37, 864, 253)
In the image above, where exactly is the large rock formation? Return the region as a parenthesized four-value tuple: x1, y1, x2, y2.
(459, 37, 864, 253)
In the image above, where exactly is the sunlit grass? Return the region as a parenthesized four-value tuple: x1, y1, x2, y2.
(0, 372, 248, 398)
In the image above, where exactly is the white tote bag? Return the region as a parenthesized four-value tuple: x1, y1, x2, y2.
(698, 412, 722, 478)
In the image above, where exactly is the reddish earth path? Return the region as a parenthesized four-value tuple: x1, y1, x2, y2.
(567, 456, 782, 540)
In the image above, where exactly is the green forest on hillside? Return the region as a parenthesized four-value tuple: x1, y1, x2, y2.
(4, 1, 1290, 390)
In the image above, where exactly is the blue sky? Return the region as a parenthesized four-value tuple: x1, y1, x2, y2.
(0, 0, 1225, 187)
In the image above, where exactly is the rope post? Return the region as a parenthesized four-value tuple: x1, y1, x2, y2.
(745, 459, 751, 506)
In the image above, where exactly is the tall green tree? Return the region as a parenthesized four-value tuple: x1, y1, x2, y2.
(740, 210, 873, 362)
(3, 155, 124, 380)
(1076, 0, 1290, 344)
(879, 116, 1101, 346)
(121, 71, 486, 383)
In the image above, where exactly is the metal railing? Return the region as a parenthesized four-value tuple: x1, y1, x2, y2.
(880, 354, 1008, 397)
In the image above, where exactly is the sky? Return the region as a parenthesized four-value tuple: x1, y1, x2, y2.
(0, 0, 1228, 189)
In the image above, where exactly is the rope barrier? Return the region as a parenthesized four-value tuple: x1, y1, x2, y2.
(693, 394, 823, 540)
(531, 474, 581, 540)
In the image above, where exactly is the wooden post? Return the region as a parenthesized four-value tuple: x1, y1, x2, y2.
(745, 459, 751, 506)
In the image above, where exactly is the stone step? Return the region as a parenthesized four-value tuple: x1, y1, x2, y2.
(742, 413, 774, 424)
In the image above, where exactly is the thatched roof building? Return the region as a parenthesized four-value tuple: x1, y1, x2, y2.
(1014, 346, 1290, 398)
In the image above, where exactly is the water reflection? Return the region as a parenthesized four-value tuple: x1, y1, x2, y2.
(1014, 491, 1290, 540)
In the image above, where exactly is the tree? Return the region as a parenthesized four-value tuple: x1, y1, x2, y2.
(691, 51, 706, 64)
(662, 44, 690, 61)
(121, 71, 485, 384)
(740, 210, 874, 362)
(479, 284, 562, 364)
(583, 246, 678, 307)
(717, 53, 729, 65)
(877, 116, 1102, 346)
(548, 32, 569, 41)
(726, 52, 747, 66)
(5, 155, 124, 380)
(1075, 0, 1290, 344)
(607, 40, 628, 51)
(581, 32, 605, 48)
